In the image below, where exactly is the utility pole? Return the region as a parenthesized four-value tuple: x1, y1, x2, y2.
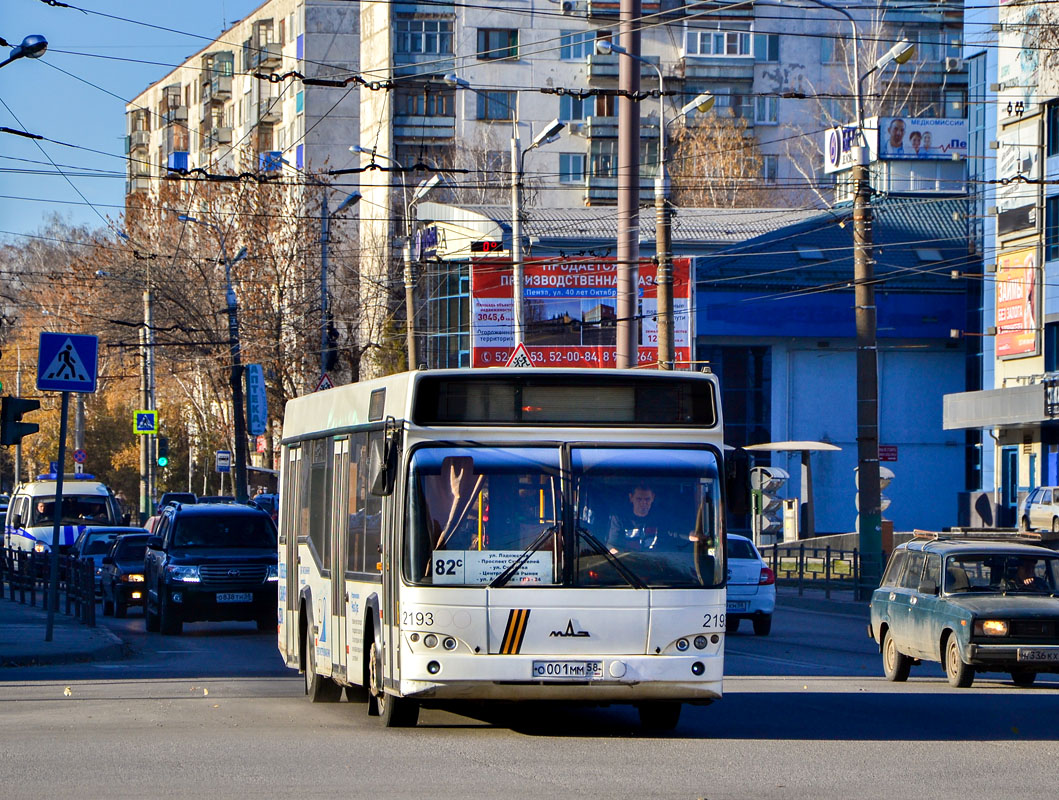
(511, 133, 525, 345)
(14, 348, 22, 485)
(615, 0, 642, 369)
(320, 191, 329, 377)
(139, 298, 150, 522)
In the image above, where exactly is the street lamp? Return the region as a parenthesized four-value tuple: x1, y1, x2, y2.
(444, 74, 564, 347)
(350, 146, 439, 368)
(178, 214, 250, 503)
(597, 39, 714, 369)
(799, 0, 915, 596)
(0, 34, 47, 69)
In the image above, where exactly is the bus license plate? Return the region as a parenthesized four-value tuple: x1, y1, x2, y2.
(1018, 648, 1059, 662)
(217, 592, 252, 603)
(532, 660, 604, 680)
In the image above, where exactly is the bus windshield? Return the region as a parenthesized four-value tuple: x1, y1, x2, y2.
(404, 445, 723, 588)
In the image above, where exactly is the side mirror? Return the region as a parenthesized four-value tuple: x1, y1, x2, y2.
(918, 578, 938, 596)
(147, 535, 164, 550)
(725, 448, 750, 517)
(102, 556, 114, 565)
(368, 434, 398, 497)
(11, 513, 22, 530)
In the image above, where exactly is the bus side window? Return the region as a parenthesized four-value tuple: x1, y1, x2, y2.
(364, 432, 383, 571)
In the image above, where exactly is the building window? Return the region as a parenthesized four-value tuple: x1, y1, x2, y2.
(395, 19, 454, 55)
(762, 154, 778, 183)
(1048, 103, 1059, 157)
(559, 153, 586, 184)
(476, 90, 515, 120)
(711, 87, 753, 119)
(755, 96, 778, 125)
(560, 30, 594, 60)
(686, 26, 751, 57)
(590, 140, 617, 177)
(944, 89, 965, 119)
(477, 28, 518, 60)
(559, 94, 587, 122)
(395, 86, 455, 117)
(753, 33, 778, 62)
(821, 37, 847, 65)
(296, 91, 304, 114)
(1047, 195, 1059, 261)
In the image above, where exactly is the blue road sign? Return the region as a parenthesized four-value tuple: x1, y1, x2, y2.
(37, 332, 99, 393)
(134, 410, 158, 435)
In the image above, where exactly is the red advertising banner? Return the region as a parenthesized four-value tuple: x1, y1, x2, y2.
(471, 256, 692, 369)
(995, 247, 1038, 359)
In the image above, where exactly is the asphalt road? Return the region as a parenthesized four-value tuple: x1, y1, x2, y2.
(2, 603, 1057, 799)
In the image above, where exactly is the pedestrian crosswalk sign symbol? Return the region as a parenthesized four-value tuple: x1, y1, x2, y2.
(504, 343, 535, 368)
(134, 410, 158, 435)
(37, 332, 99, 393)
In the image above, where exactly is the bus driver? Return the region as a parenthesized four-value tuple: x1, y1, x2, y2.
(607, 482, 693, 553)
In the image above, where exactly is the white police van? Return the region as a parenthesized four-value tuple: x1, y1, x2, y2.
(3, 474, 124, 554)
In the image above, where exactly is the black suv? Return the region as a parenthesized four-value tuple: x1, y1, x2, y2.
(144, 502, 278, 635)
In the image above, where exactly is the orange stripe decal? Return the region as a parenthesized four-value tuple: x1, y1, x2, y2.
(501, 609, 531, 654)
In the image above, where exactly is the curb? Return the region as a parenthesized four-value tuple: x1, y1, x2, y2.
(776, 592, 870, 619)
(0, 633, 127, 668)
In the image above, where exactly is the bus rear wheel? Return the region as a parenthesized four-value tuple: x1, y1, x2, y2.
(368, 637, 419, 727)
(304, 625, 342, 702)
(637, 702, 682, 731)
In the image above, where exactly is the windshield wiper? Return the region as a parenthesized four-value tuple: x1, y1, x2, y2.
(577, 527, 647, 589)
(490, 525, 557, 588)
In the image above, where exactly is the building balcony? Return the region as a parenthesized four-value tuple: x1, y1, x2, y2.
(128, 175, 152, 194)
(587, 52, 661, 81)
(166, 151, 189, 173)
(129, 130, 151, 150)
(585, 175, 657, 205)
(203, 74, 233, 104)
(203, 126, 234, 150)
(251, 41, 282, 70)
(393, 53, 456, 79)
(257, 98, 282, 124)
(586, 0, 674, 19)
(681, 55, 755, 82)
(577, 115, 660, 139)
(394, 115, 456, 142)
(164, 105, 188, 125)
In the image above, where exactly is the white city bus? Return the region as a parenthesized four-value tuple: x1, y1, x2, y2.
(277, 368, 739, 729)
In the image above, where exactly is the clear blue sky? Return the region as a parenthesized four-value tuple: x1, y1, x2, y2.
(1, 0, 264, 243)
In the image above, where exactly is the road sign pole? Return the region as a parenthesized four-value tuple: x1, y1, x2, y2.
(45, 391, 69, 643)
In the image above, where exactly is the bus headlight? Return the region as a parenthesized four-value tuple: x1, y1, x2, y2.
(675, 638, 689, 652)
(34, 542, 46, 553)
(693, 635, 708, 650)
(442, 637, 457, 651)
(423, 634, 439, 648)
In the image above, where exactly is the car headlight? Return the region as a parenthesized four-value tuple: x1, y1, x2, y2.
(166, 565, 200, 583)
(974, 619, 1009, 636)
(122, 573, 145, 583)
(266, 564, 279, 582)
(33, 542, 46, 553)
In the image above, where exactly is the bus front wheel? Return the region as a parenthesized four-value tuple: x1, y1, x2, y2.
(637, 702, 682, 731)
(368, 637, 419, 727)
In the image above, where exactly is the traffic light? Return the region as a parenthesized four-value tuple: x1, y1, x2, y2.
(1, 395, 41, 446)
(157, 436, 169, 467)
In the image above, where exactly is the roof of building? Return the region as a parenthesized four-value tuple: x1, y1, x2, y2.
(698, 195, 972, 292)
(415, 202, 823, 252)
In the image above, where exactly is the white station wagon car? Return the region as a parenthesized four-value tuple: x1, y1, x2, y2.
(1019, 486, 1059, 538)
(725, 534, 776, 635)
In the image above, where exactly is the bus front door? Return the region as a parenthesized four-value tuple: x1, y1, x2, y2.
(282, 446, 302, 667)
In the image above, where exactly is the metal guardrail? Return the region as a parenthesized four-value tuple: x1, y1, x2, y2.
(758, 542, 885, 599)
(0, 547, 97, 627)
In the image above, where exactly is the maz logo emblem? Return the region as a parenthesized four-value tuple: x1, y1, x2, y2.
(550, 620, 590, 638)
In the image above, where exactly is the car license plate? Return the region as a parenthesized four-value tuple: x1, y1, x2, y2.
(531, 660, 604, 680)
(727, 601, 749, 611)
(216, 592, 253, 603)
(1018, 648, 1059, 662)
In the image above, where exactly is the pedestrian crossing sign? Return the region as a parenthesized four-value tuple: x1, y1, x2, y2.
(134, 410, 158, 435)
(504, 343, 535, 368)
(37, 332, 99, 393)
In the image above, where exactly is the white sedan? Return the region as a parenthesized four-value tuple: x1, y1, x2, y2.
(725, 534, 776, 636)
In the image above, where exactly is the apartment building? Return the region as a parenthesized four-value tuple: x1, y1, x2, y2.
(125, 0, 358, 194)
